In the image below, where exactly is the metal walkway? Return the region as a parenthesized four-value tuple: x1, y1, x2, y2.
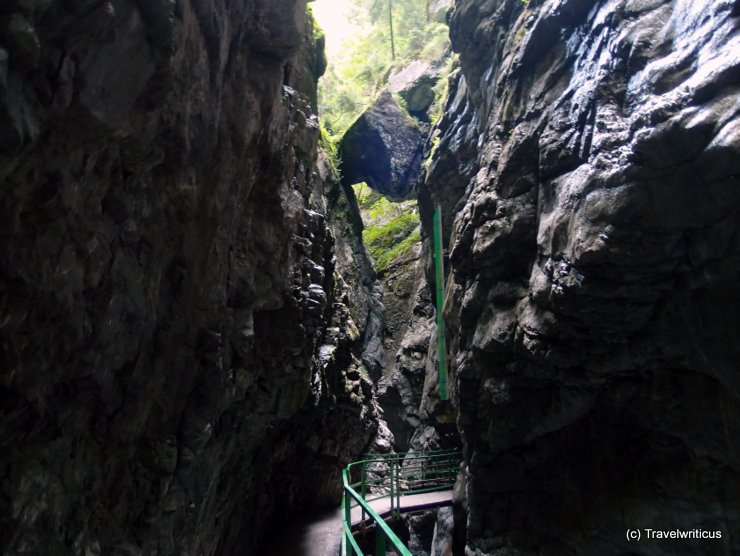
(341, 450, 461, 555)
(350, 489, 453, 526)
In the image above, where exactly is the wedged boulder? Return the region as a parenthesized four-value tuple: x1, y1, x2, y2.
(339, 91, 423, 199)
(388, 59, 439, 115)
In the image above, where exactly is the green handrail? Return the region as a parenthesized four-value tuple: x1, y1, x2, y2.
(342, 467, 411, 556)
(341, 450, 461, 555)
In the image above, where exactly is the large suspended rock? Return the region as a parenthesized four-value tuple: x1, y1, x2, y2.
(339, 91, 423, 199)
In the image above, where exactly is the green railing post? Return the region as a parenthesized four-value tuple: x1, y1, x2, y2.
(361, 461, 367, 522)
(341, 451, 461, 556)
(433, 205, 449, 401)
(343, 492, 351, 553)
(396, 453, 401, 510)
(376, 526, 386, 556)
(389, 457, 395, 514)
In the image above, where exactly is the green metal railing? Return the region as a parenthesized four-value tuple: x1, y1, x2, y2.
(341, 449, 461, 555)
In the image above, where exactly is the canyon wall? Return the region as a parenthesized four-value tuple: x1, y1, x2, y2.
(423, 0, 740, 553)
(0, 0, 378, 553)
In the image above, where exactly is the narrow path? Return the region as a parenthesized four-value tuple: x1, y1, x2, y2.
(261, 490, 453, 555)
(260, 506, 342, 556)
(351, 489, 453, 525)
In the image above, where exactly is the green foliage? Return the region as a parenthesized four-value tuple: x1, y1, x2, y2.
(419, 23, 450, 60)
(363, 213, 420, 270)
(319, 53, 384, 135)
(376, 228, 421, 271)
(318, 0, 450, 136)
(319, 122, 341, 174)
(422, 135, 440, 171)
(307, 5, 325, 42)
(353, 183, 385, 213)
(353, 183, 416, 224)
(358, 0, 432, 61)
(360, 196, 421, 272)
(367, 196, 399, 223)
(428, 53, 458, 126)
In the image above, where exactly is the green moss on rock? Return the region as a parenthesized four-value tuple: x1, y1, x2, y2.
(362, 208, 421, 273)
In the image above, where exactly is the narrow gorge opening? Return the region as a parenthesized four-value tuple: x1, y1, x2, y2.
(258, 4, 468, 552)
(1, 0, 738, 555)
(313, 0, 462, 460)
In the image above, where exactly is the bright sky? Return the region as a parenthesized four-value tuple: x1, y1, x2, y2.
(311, 0, 355, 57)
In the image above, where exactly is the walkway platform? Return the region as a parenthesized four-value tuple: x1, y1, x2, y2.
(350, 489, 453, 526)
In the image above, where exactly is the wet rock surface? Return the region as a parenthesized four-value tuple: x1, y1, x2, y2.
(0, 1, 379, 554)
(430, 506, 455, 556)
(377, 281, 435, 451)
(321, 156, 390, 384)
(2, 0, 739, 554)
(339, 91, 424, 199)
(422, 0, 740, 554)
(408, 510, 438, 556)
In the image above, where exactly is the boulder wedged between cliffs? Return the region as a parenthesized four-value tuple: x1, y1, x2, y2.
(339, 91, 424, 200)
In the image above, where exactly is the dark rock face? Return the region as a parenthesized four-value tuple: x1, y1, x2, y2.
(321, 156, 391, 382)
(0, 1, 378, 554)
(377, 248, 432, 450)
(378, 264, 461, 453)
(423, 0, 740, 553)
(430, 506, 455, 556)
(408, 509, 438, 556)
(339, 91, 424, 199)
